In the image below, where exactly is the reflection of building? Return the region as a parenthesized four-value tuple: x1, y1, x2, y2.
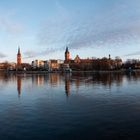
(75, 78, 80, 89)
(65, 74, 71, 96)
(35, 75, 45, 85)
(49, 73, 59, 85)
(17, 75, 22, 97)
(32, 75, 45, 85)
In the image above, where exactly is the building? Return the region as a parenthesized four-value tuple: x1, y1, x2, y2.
(65, 47, 70, 62)
(17, 47, 21, 66)
(48, 59, 64, 71)
(74, 55, 81, 63)
(32, 60, 48, 70)
(0, 62, 16, 70)
(63, 47, 123, 71)
(48, 60, 59, 71)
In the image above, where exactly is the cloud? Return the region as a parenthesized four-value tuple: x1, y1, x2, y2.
(23, 51, 38, 59)
(23, 47, 65, 59)
(0, 18, 23, 34)
(0, 52, 6, 58)
(124, 51, 140, 57)
(37, 0, 140, 53)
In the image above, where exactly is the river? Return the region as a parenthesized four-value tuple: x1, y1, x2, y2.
(0, 72, 140, 140)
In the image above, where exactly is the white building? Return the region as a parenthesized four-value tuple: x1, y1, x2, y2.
(32, 60, 49, 69)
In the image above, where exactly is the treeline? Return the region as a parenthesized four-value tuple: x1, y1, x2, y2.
(123, 59, 140, 69)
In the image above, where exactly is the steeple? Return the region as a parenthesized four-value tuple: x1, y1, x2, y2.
(65, 47, 70, 61)
(109, 54, 111, 60)
(17, 46, 21, 65)
(65, 47, 69, 53)
(18, 47, 21, 55)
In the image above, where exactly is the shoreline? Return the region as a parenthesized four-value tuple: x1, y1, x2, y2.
(1, 69, 140, 74)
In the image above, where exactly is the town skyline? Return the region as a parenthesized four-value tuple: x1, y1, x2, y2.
(0, 46, 140, 64)
(0, 0, 140, 62)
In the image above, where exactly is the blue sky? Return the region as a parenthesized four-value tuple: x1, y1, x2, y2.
(0, 0, 140, 62)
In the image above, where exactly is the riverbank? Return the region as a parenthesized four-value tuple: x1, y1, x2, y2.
(2, 69, 140, 74)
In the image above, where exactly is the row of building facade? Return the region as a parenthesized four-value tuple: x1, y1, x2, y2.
(23, 47, 124, 71)
(2, 46, 139, 71)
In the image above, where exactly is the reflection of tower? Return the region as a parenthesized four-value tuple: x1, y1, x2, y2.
(65, 74, 71, 96)
(17, 76, 22, 97)
(17, 47, 21, 66)
(65, 47, 70, 62)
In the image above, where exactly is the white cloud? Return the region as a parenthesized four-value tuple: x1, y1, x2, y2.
(37, 0, 140, 54)
(23, 47, 63, 59)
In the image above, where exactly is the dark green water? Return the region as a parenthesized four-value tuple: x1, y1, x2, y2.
(0, 72, 140, 140)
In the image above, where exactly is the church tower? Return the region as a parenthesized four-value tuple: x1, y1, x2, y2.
(65, 47, 70, 62)
(17, 47, 21, 66)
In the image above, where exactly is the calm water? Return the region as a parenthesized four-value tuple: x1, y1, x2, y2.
(0, 72, 140, 140)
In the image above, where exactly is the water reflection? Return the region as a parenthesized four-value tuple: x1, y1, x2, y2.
(49, 73, 60, 86)
(1, 71, 140, 140)
(17, 75, 22, 97)
(64, 74, 71, 96)
(32, 74, 46, 86)
(1, 71, 140, 97)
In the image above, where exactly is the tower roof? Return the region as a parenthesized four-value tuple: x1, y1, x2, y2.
(65, 47, 69, 53)
(18, 47, 21, 55)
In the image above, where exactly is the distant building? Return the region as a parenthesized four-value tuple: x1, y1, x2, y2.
(9, 62, 16, 70)
(63, 47, 94, 70)
(63, 47, 123, 71)
(0, 62, 16, 70)
(32, 60, 48, 70)
(48, 59, 64, 71)
(17, 47, 21, 66)
(21, 63, 32, 70)
(74, 55, 81, 63)
(65, 47, 70, 62)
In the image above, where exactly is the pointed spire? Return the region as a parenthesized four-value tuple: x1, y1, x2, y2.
(17, 46, 21, 65)
(65, 46, 69, 53)
(109, 54, 111, 60)
(18, 46, 21, 55)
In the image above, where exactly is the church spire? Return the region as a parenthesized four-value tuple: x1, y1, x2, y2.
(17, 46, 21, 65)
(18, 46, 21, 55)
(66, 46, 69, 52)
(65, 46, 70, 62)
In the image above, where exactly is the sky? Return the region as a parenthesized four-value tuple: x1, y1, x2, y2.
(0, 0, 140, 63)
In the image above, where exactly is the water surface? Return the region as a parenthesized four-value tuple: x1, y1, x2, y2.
(0, 72, 140, 140)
